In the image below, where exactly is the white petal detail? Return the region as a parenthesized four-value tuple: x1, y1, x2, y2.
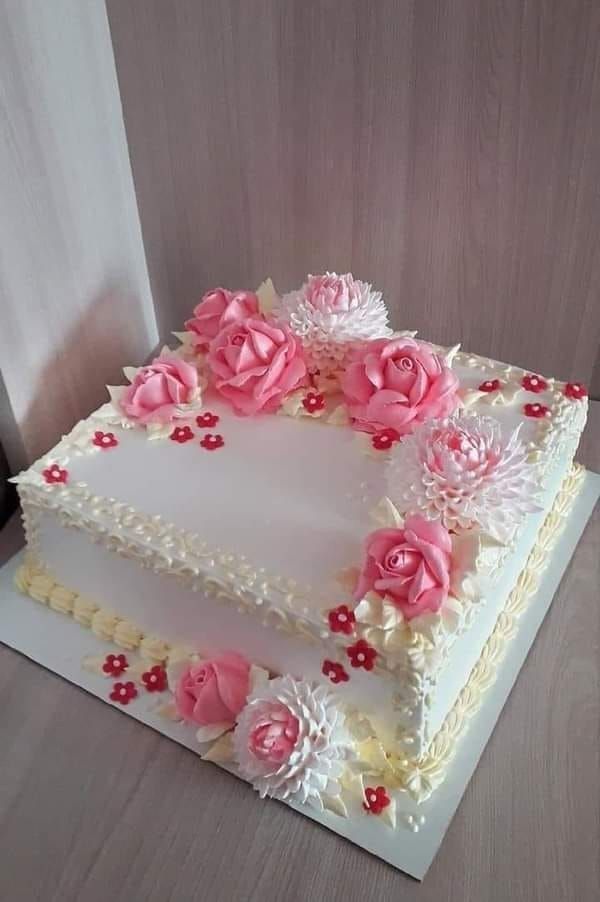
(232, 675, 355, 809)
(386, 413, 542, 542)
(276, 272, 392, 370)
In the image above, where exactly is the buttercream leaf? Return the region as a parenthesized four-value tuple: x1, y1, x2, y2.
(370, 496, 403, 528)
(443, 343, 461, 367)
(249, 665, 270, 693)
(327, 404, 350, 426)
(122, 366, 138, 382)
(379, 795, 397, 829)
(457, 387, 485, 409)
(156, 701, 182, 722)
(334, 566, 360, 593)
(321, 791, 348, 818)
(202, 731, 235, 763)
(196, 722, 233, 744)
(256, 277, 278, 316)
(81, 655, 106, 675)
(146, 423, 172, 441)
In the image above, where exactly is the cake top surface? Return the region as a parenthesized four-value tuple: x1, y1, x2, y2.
(14, 273, 588, 662)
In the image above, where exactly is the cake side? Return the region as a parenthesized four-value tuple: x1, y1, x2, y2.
(14, 462, 585, 808)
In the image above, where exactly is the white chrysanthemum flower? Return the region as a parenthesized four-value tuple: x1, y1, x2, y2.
(232, 675, 354, 809)
(278, 272, 392, 369)
(386, 413, 542, 542)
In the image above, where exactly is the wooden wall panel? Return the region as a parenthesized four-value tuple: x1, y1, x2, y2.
(0, 0, 158, 467)
(107, 0, 600, 392)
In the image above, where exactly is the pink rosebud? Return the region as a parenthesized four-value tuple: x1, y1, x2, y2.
(341, 337, 459, 437)
(355, 514, 452, 620)
(207, 317, 307, 415)
(174, 652, 251, 727)
(185, 288, 259, 349)
(120, 354, 199, 425)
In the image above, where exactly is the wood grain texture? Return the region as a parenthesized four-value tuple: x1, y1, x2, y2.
(0, 405, 598, 901)
(0, 0, 157, 468)
(106, 0, 600, 393)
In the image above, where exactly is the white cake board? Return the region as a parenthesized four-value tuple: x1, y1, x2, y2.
(1, 470, 599, 880)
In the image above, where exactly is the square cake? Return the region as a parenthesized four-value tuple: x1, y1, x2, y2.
(12, 273, 589, 827)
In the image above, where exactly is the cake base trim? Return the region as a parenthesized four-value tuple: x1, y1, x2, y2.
(13, 463, 585, 804)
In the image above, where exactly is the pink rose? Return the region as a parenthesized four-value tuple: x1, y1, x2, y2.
(185, 288, 259, 349)
(355, 514, 452, 620)
(245, 701, 300, 765)
(208, 317, 307, 415)
(174, 652, 251, 727)
(120, 354, 200, 424)
(341, 337, 459, 435)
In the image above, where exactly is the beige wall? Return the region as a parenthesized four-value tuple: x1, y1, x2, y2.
(0, 0, 158, 468)
(107, 0, 600, 394)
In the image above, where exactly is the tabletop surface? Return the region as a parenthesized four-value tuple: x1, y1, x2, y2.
(1, 403, 598, 902)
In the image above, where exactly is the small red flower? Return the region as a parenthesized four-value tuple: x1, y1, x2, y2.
(478, 379, 502, 393)
(302, 392, 326, 414)
(371, 428, 400, 451)
(92, 430, 118, 449)
(363, 785, 391, 815)
(170, 425, 194, 443)
(109, 681, 138, 705)
(196, 412, 220, 428)
(524, 402, 550, 418)
(102, 653, 128, 677)
(200, 433, 224, 451)
(564, 382, 587, 401)
(521, 374, 547, 393)
(327, 604, 356, 635)
(322, 660, 349, 684)
(346, 639, 377, 671)
(42, 464, 68, 485)
(141, 664, 167, 693)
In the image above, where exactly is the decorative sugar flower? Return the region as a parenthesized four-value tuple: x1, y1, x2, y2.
(232, 675, 354, 809)
(341, 337, 460, 437)
(142, 665, 168, 693)
(170, 425, 194, 443)
(474, 376, 522, 407)
(322, 660, 349, 684)
(92, 431, 118, 450)
(564, 382, 587, 400)
(105, 350, 203, 434)
(346, 639, 377, 670)
(102, 653, 128, 677)
(184, 288, 259, 350)
(110, 681, 138, 705)
(196, 411, 219, 428)
(354, 514, 453, 621)
(363, 785, 391, 815)
(524, 402, 550, 419)
(386, 414, 542, 542)
(277, 273, 392, 370)
(522, 373, 548, 393)
(327, 604, 356, 635)
(207, 317, 307, 415)
(200, 433, 224, 451)
(167, 651, 267, 743)
(42, 463, 68, 485)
